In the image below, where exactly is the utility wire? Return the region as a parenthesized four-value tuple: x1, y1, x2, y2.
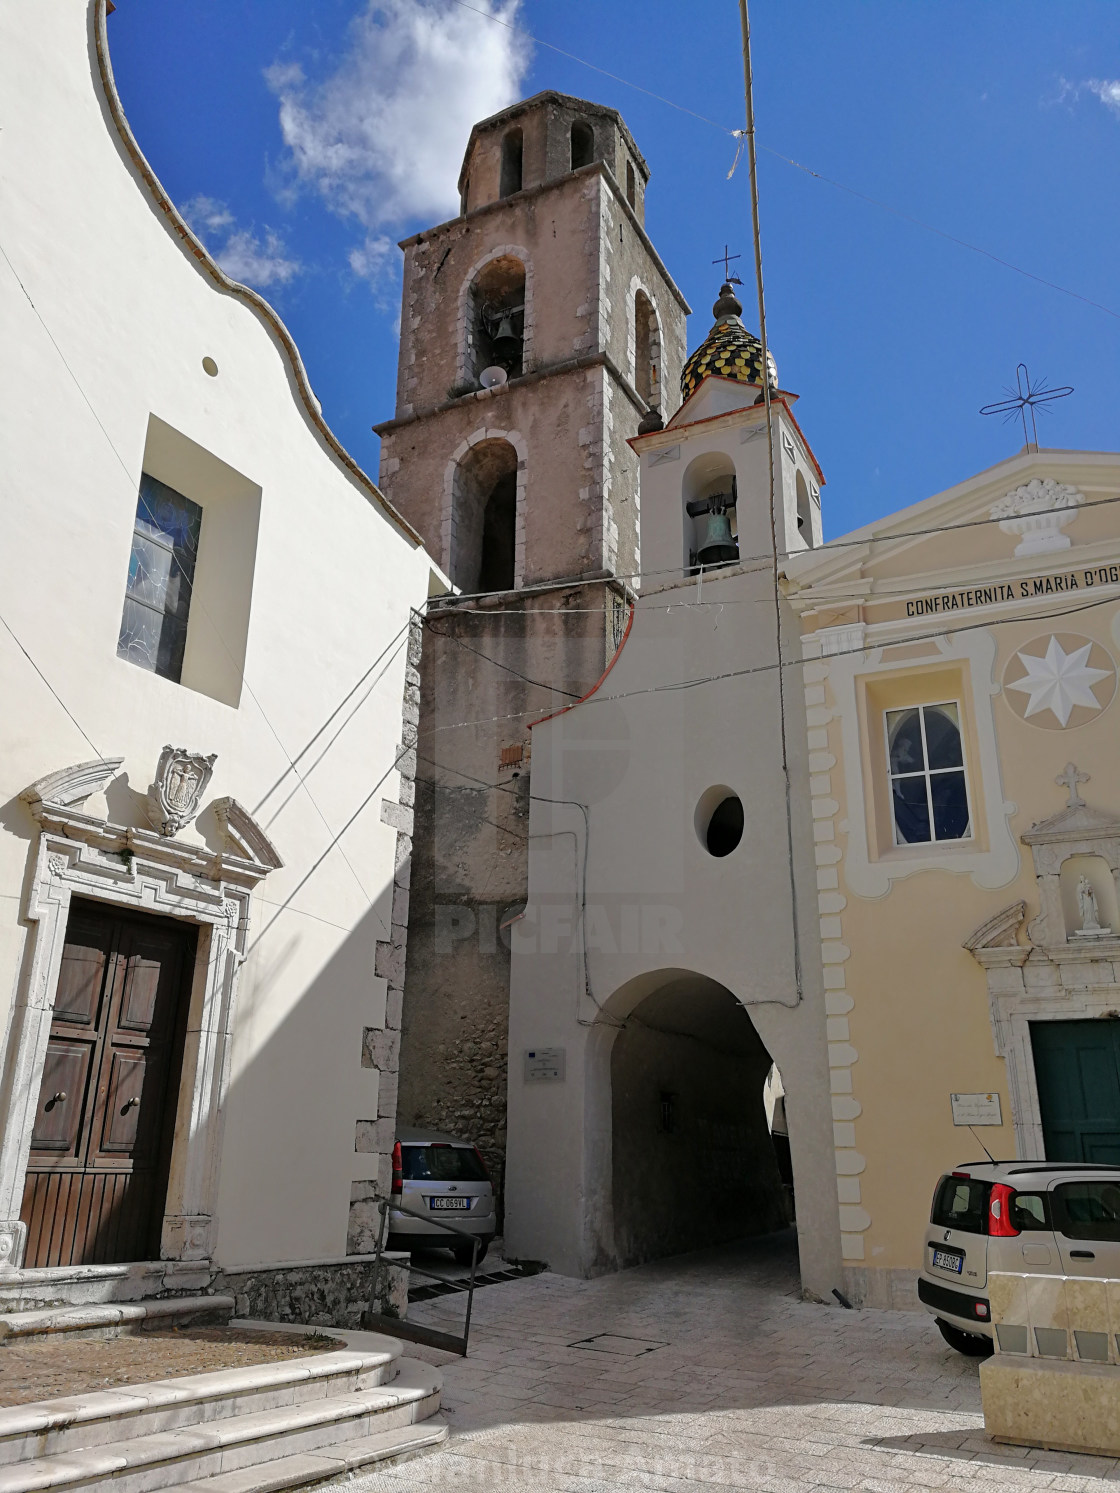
(0, 611, 104, 762)
(424, 588, 1120, 735)
(424, 618, 580, 697)
(739, 0, 800, 1010)
(244, 584, 1120, 954)
(445, 0, 1119, 321)
(432, 492, 1120, 613)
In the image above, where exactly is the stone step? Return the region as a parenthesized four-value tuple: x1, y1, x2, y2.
(175, 1418, 450, 1493)
(0, 1330, 401, 1464)
(0, 1295, 234, 1344)
(0, 1358, 440, 1493)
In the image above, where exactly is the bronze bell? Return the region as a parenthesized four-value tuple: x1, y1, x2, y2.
(490, 314, 520, 362)
(696, 510, 738, 567)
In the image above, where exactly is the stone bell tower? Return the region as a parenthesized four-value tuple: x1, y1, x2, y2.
(375, 90, 689, 589)
(369, 93, 689, 1208)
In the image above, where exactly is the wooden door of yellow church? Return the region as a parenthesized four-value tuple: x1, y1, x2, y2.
(19, 899, 196, 1267)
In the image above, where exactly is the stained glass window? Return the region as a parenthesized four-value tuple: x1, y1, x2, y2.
(117, 475, 202, 683)
(885, 702, 971, 845)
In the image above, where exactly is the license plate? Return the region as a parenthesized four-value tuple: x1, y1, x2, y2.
(429, 1196, 470, 1211)
(932, 1247, 963, 1274)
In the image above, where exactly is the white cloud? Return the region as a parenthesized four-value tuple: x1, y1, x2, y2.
(265, 0, 530, 260)
(182, 196, 301, 289)
(348, 233, 393, 286)
(1054, 76, 1120, 118)
(1087, 78, 1120, 116)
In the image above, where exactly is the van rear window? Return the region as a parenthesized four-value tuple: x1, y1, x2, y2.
(931, 1175, 988, 1234)
(400, 1144, 488, 1183)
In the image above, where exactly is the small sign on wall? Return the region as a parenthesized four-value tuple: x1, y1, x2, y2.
(951, 1092, 1003, 1127)
(524, 1047, 566, 1083)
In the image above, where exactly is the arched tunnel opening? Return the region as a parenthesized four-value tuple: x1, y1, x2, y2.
(610, 978, 793, 1268)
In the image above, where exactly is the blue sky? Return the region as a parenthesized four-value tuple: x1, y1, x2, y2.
(107, 1, 1120, 538)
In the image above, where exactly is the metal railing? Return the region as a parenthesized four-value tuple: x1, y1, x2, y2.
(361, 1197, 481, 1356)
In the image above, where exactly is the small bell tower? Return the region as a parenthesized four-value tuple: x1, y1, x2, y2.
(632, 279, 823, 584)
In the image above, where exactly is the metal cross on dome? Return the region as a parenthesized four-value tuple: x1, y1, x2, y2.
(980, 363, 1073, 453)
(712, 245, 742, 285)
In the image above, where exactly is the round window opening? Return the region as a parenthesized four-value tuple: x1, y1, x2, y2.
(202, 356, 219, 377)
(695, 786, 744, 858)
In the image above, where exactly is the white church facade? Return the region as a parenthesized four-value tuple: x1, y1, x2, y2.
(0, 0, 440, 1300)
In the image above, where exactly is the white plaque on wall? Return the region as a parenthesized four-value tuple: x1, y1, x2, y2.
(524, 1047, 566, 1083)
(951, 1092, 1002, 1127)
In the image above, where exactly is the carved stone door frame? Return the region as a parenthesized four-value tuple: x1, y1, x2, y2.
(0, 758, 281, 1276)
(966, 797, 1120, 1161)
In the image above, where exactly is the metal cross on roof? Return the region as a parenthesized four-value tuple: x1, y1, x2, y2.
(980, 363, 1074, 453)
(712, 245, 742, 284)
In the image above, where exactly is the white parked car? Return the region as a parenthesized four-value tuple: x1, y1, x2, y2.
(919, 1162, 1120, 1355)
(386, 1128, 496, 1265)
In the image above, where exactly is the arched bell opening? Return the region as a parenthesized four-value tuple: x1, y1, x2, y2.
(450, 438, 519, 594)
(609, 974, 792, 1269)
(633, 290, 661, 411)
(570, 120, 595, 171)
(469, 256, 526, 383)
(499, 127, 523, 198)
(682, 451, 738, 577)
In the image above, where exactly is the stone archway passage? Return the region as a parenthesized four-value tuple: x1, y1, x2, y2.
(610, 978, 790, 1268)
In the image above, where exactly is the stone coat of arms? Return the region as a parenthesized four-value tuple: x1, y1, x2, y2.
(148, 745, 217, 837)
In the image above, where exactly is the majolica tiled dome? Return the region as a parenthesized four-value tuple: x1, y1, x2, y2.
(680, 282, 778, 402)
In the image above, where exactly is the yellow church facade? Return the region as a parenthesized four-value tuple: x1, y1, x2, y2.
(785, 448, 1120, 1308)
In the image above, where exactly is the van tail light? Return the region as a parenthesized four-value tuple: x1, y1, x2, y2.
(988, 1182, 1019, 1237)
(473, 1145, 491, 1180)
(391, 1141, 403, 1200)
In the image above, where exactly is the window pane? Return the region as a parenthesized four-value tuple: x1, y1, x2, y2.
(887, 708, 925, 774)
(155, 614, 189, 683)
(117, 598, 163, 672)
(124, 532, 175, 608)
(931, 771, 969, 840)
(931, 1176, 987, 1233)
(136, 475, 202, 562)
(925, 702, 964, 769)
(1011, 1193, 1048, 1231)
(426, 1145, 488, 1182)
(1055, 1181, 1120, 1241)
(892, 775, 931, 843)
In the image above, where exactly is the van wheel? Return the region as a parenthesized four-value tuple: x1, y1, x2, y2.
(452, 1241, 487, 1267)
(936, 1318, 993, 1357)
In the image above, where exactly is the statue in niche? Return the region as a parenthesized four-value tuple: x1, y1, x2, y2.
(1077, 875, 1103, 934)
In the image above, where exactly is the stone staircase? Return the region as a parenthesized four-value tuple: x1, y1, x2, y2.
(0, 1294, 235, 1344)
(0, 1323, 446, 1492)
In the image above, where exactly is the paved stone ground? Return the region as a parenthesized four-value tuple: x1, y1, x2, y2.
(345, 1230, 1120, 1493)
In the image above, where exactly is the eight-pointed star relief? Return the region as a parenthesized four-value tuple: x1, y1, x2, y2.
(1006, 635, 1112, 727)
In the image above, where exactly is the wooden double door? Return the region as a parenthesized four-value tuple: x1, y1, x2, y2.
(20, 899, 197, 1267)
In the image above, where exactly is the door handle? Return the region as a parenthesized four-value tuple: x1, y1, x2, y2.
(47, 1092, 66, 1106)
(1070, 1249, 1095, 1259)
(122, 1096, 140, 1111)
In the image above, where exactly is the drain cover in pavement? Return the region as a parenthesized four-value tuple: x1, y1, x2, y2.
(568, 1333, 666, 1356)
